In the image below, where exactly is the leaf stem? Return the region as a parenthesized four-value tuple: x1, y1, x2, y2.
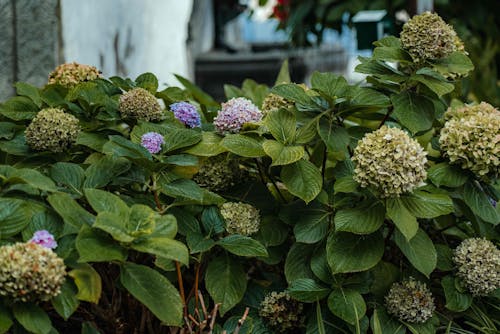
(175, 261, 188, 319)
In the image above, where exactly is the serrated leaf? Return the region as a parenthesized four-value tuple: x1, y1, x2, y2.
(13, 303, 51, 334)
(432, 51, 474, 76)
(281, 159, 322, 203)
(217, 235, 268, 257)
(401, 190, 455, 219)
(463, 181, 499, 224)
(262, 140, 304, 166)
(50, 162, 85, 195)
(372, 46, 412, 63)
(102, 135, 152, 160)
(393, 228, 436, 277)
(93, 212, 134, 242)
(15, 82, 42, 107)
(386, 197, 418, 241)
(327, 288, 366, 325)
(428, 162, 469, 187)
(288, 278, 330, 302)
(0, 198, 34, 237)
(83, 155, 131, 189)
(131, 237, 189, 264)
(84, 188, 129, 216)
(318, 118, 350, 155)
(48, 192, 95, 229)
(185, 131, 226, 156)
(391, 91, 434, 133)
(411, 68, 455, 97)
(335, 203, 385, 235)
(51, 281, 80, 321)
(135, 72, 158, 93)
(76, 225, 128, 262)
(220, 134, 265, 157)
(264, 108, 296, 144)
(441, 276, 472, 312)
(285, 243, 315, 283)
(310, 71, 348, 99)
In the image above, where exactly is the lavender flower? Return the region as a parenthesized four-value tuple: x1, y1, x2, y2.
(170, 102, 201, 128)
(29, 230, 57, 249)
(213, 97, 262, 134)
(141, 132, 164, 154)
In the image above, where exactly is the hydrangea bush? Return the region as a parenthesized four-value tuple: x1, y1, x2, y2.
(0, 12, 498, 334)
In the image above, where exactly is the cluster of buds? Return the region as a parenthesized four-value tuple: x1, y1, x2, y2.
(119, 87, 163, 121)
(353, 126, 427, 198)
(48, 62, 101, 88)
(220, 202, 261, 236)
(259, 291, 304, 332)
(261, 93, 294, 115)
(385, 277, 435, 323)
(193, 154, 243, 192)
(213, 97, 262, 134)
(25, 107, 80, 152)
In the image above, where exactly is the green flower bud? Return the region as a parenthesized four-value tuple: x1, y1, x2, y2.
(48, 62, 101, 88)
(453, 238, 500, 296)
(353, 126, 427, 198)
(119, 87, 162, 121)
(0, 242, 66, 302)
(400, 12, 464, 63)
(385, 277, 435, 323)
(193, 154, 243, 192)
(25, 107, 80, 152)
(220, 202, 260, 236)
(439, 102, 499, 178)
(259, 291, 304, 332)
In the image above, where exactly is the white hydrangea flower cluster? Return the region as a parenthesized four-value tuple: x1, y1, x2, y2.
(353, 126, 428, 198)
(48, 62, 101, 88)
(0, 242, 66, 302)
(453, 238, 500, 296)
(220, 202, 261, 236)
(439, 102, 500, 178)
(259, 291, 304, 332)
(385, 277, 435, 323)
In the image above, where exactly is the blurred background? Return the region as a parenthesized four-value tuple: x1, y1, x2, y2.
(1, 0, 498, 104)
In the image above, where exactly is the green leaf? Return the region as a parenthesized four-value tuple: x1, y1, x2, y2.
(411, 68, 455, 97)
(372, 46, 412, 63)
(271, 84, 314, 106)
(310, 72, 348, 99)
(217, 235, 268, 257)
(8, 168, 57, 192)
(441, 276, 472, 312)
(265, 108, 296, 144)
(391, 91, 434, 133)
(84, 188, 129, 216)
(120, 263, 182, 326)
(50, 162, 85, 195)
(185, 131, 226, 156)
(220, 134, 265, 157)
(83, 155, 131, 189)
(327, 232, 384, 274)
(335, 203, 385, 235)
(427, 162, 469, 187)
(288, 278, 330, 302)
(13, 303, 51, 334)
(15, 82, 42, 107)
(135, 72, 158, 93)
(263, 140, 304, 166)
(292, 203, 330, 243)
(0, 96, 38, 120)
(311, 247, 334, 284)
(370, 308, 405, 334)
(285, 243, 315, 283)
(334, 176, 358, 194)
(350, 87, 390, 107)
(432, 51, 474, 76)
(186, 232, 216, 254)
(205, 255, 247, 316)
(160, 178, 206, 202)
(275, 59, 291, 85)
(68, 264, 102, 303)
(255, 216, 289, 247)
(281, 159, 322, 203)
(76, 132, 107, 152)
(93, 212, 134, 242)
(126, 204, 157, 237)
(0, 304, 13, 334)
(463, 181, 499, 224)
(436, 244, 454, 271)
(76, 225, 128, 262)
(52, 281, 80, 320)
(394, 228, 436, 277)
(327, 288, 366, 325)
(162, 128, 202, 153)
(131, 237, 189, 264)
(0, 198, 34, 237)
(102, 135, 152, 160)
(386, 197, 418, 241)
(318, 119, 350, 154)
(48, 192, 95, 229)
(400, 191, 454, 219)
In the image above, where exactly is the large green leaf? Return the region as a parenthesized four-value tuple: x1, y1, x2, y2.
(393, 229, 436, 277)
(15, 82, 42, 107)
(255, 216, 289, 247)
(463, 181, 499, 224)
(281, 159, 322, 203)
(285, 243, 315, 283)
(0, 198, 33, 237)
(370, 308, 405, 334)
(271, 84, 314, 106)
(327, 288, 366, 325)
(48, 192, 95, 229)
(288, 278, 330, 302)
(120, 263, 182, 326)
(400, 190, 454, 219)
(310, 72, 348, 99)
(335, 203, 385, 235)
(83, 155, 131, 189)
(427, 162, 469, 188)
(7, 168, 57, 192)
(262, 140, 304, 166)
(391, 91, 434, 133)
(292, 203, 330, 243)
(265, 108, 296, 144)
(317, 118, 350, 154)
(131, 237, 189, 264)
(441, 276, 472, 312)
(102, 135, 152, 160)
(76, 225, 128, 263)
(50, 162, 85, 195)
(432, 51, 474, 76)
(84, 188, 129, 216)
(51, 281, 80, 321)
(135, 72, 158, 93)
(68, 263, 102, 303)
(220, 134, 265, 157)
(205, 255, 247, 316)
(0, 304, 13, 334)
(185, 131, 226, 156)
(386, 197, 418, 241)
(162, 128, 202, 153)
(217, 235, 268, 257)
(0, 96, 38, 120)
(411, 68, 455, 97)
(372, 46, 412, 63)
(93, 212, 134, 242)
(327, 232, 384, 274)
(13, 303, 51, 334)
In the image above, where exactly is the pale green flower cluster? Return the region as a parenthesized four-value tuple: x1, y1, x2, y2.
(261, 93, 294, 115)
(0, 242, 66, 302)
(259, 291, 304, 332)
(25, 107, 80, 152)
(353, 126, 427, 198)
(193, 154, 243, 192)
(385, 277, 435, 323)
(453, 238, 500, 296)
(439, 102, 500, 178)
(48, 62, 101, 88)
(119, 87, 162, 121)
(400, 12, 464, 63)
(220, 202, 260, 236)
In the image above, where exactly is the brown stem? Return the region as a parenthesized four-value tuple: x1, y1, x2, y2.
(175, 261, 187, 318)
(378, 106, 394, 129)
(233, 308, 250, 334)
(194, 262, 201, 313)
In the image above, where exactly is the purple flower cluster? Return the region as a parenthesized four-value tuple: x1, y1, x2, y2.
(141, 132, 165, 154)
(213, 97, 262, 134)
(29, 230, 57, 249)
(170, 102, 201, 128)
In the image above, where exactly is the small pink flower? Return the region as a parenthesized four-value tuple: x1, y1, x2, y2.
(29, 230, 57, 249)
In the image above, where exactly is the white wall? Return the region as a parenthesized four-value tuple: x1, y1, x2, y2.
(61, 0, 193, 88)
